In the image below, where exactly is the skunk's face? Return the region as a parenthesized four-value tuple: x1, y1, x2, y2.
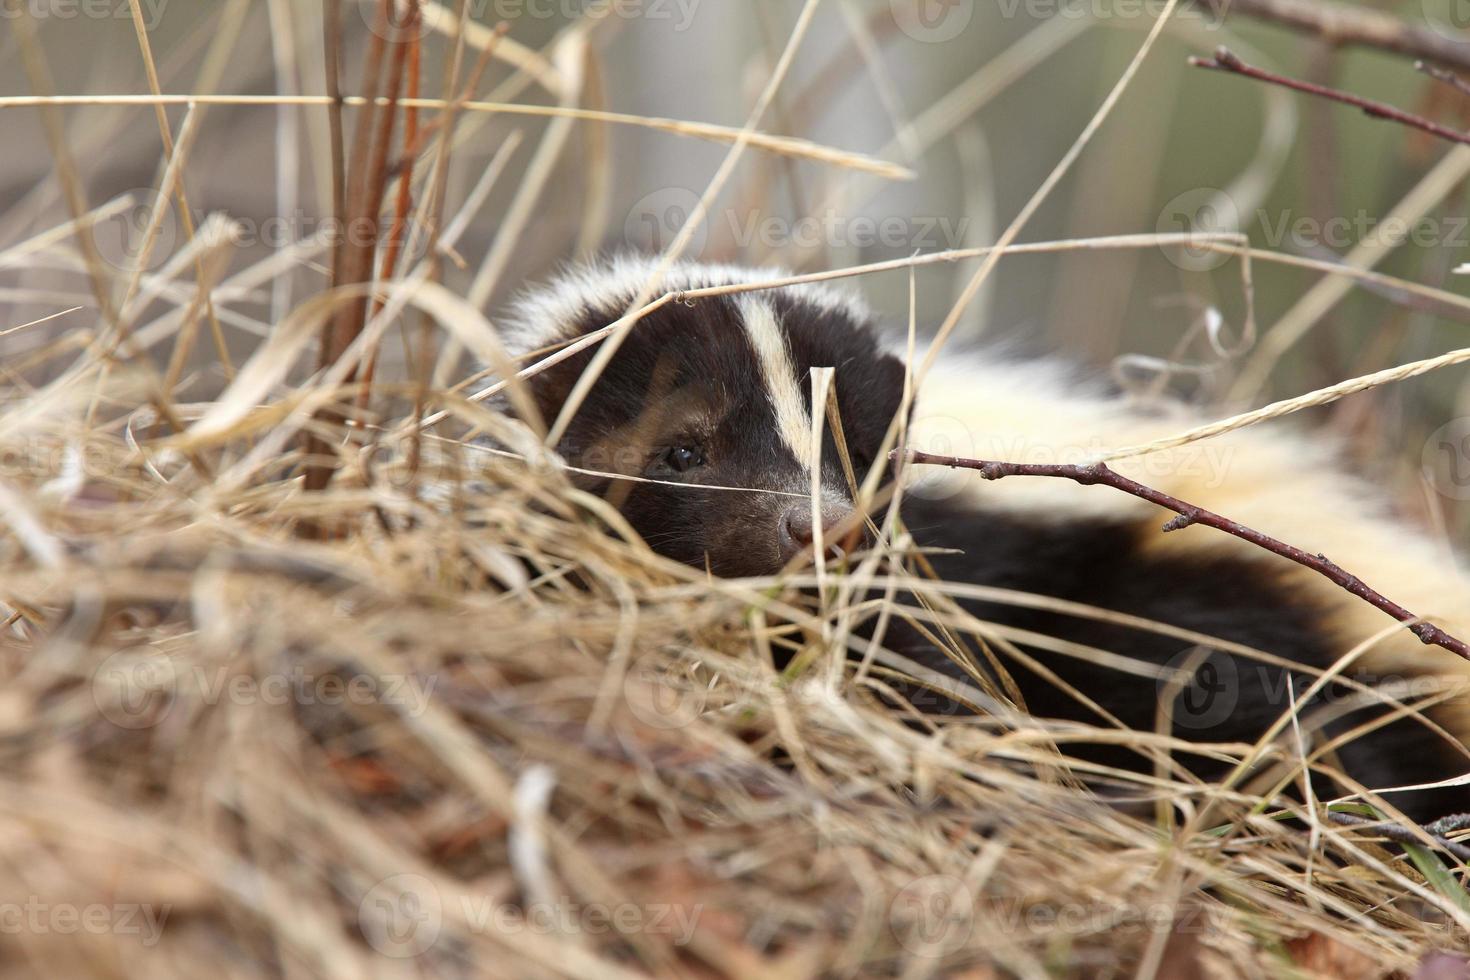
(505, 265, 906, 577)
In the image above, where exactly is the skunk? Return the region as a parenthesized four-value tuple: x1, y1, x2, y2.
(495, 255, 1470, 821)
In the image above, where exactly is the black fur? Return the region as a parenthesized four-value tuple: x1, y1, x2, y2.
(507, 264, 1470, 821)
(894, 502, 1470, 821)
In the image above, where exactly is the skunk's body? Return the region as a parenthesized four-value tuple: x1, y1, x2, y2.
(499, 256, 1470, 820)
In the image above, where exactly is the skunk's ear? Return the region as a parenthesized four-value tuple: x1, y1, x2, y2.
(837, 349, 909, 476)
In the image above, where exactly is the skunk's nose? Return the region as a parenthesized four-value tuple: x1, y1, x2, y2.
(778, 503, 858, 564)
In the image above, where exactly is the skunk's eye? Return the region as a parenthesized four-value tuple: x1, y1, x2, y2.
(653, 445, 705, 475)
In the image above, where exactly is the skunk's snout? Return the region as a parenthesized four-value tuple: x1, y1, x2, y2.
(778, 502, 861, 565)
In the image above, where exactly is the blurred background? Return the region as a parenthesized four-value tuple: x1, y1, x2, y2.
(1, 0, 1468, 524)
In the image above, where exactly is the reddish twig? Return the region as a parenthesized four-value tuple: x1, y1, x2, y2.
(357, 1, 423, 416)
(1203, 0, 1470, 74)
(302, 0, 413, 500)
(1191, 47, 1470, 149)
(892, 449, 1470, 661)
(323, 0, 346, 293)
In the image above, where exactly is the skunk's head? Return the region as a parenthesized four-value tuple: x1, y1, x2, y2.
(499, 258, 907, 577)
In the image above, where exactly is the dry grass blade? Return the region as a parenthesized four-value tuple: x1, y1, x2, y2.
(0, 93, 914, 180)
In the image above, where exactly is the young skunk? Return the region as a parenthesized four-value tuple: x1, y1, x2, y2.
(495, 255, 1470, 821)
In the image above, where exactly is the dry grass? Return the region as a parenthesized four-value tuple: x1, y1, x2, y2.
(4, 2, 1470, 978)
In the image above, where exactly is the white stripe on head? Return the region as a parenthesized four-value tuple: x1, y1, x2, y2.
(499, 255, 872, 359)
(738, 295, 813, 470)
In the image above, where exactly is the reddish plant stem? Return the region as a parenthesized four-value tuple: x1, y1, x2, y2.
(358, 3, 423, 415)
(892, 448, 1470, 661)
(323, 0, 346, 293)
(1203, 0, 1470, 73)
(1191, 46, 1470, 149)
(302, 0, 412, 499)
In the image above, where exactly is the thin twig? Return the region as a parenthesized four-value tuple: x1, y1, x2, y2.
(1328, 811, 1470, 864)
(1191, 47, 1470, 148)
(1205, 0, 1470, 74)
(0, 94, 911, 181)
(358, 0, 423, 414)
(323, 0, 346, 295)
(891, 449, 1470, 661)
(303, 0, 411, 499)
(126, 1, 233, 380)
(1417, 60, 1470, 101)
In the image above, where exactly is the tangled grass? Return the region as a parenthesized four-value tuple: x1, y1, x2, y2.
(0, 362, 1466, 977)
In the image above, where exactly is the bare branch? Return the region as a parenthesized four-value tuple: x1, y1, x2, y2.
(1329, 811, 1470, 863)
(1191, 46, 1470, 148)
(892, 449, 1470, 661)
(1206, 0, 1470, 73)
